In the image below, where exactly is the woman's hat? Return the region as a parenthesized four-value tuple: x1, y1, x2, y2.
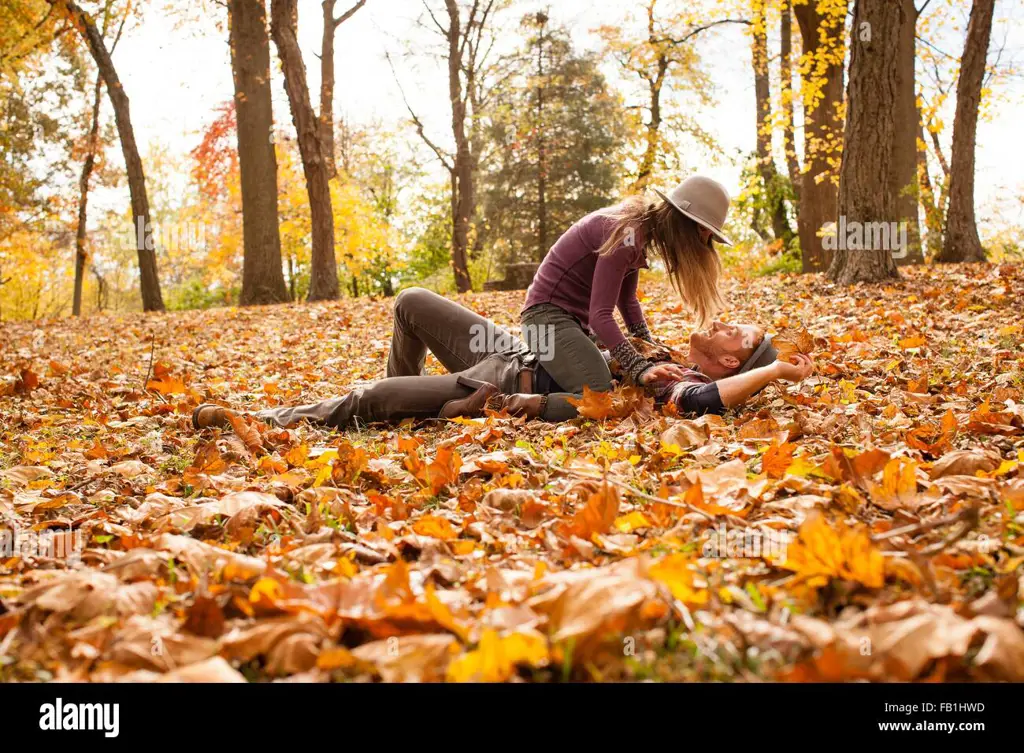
(654, 175, 733, 246)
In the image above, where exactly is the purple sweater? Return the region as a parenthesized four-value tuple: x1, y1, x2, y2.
(522, 209, 649, 351)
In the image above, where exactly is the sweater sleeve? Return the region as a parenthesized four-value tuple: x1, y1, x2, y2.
(589, 245, 636, 351)
(619, 273, 655, 342)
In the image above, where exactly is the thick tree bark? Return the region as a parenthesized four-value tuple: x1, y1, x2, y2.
(61, 0, 164, 312)
(827, 0, 903, 284)
(751, 5, 793, 245)
(319, 0, 365, 180)
(938, 0, 995, 263)
(270, 0, 339, 301)
(445, 0, 473, 292)
(794, 0, 847, 274)
(229, 0, 290, 306)
(780, 0, 800, 201)
(73, 73, 102, 317)
(892, 0, 923, 265)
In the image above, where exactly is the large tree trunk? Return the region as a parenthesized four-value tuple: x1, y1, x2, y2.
(751, 5, 793, 245)
(319, 1, 366, 180)
(827, 0, 903, 284)
(938, 0, 995, 264)
(779, 0, 800, 202)
(794, 0, 847, 274)
(270, 0, 339, 301)
(445, 0, 473, 293)
(74, 73, 103, 317)
(891, 0, 923, 265)
(62, 0, 164, 312)
(230, 0, 291, 306)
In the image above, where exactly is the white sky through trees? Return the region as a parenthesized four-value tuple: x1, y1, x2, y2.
(97, 0, 1022, 235)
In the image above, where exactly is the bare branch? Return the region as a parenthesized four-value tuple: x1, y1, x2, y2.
(663, 18, 751, 47)
(385, 50, 453, 172)
(332, 0, 366, 28)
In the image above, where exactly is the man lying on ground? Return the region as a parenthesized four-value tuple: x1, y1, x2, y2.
(191, 287, 813, 431)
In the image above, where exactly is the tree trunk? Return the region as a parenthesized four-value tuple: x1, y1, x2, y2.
(752, 5, 793, 245)
(74, 73, 103, 317)
(62, 0, 164, 311)
(938, 0, 995, 264)
(320, 1, 338, 180)
(270, 0, 339, 301)
(827, 0, 902, 284)
(892, 0, 923, 265)
(318, 1, 364, 181)
(230, 0, 291, 306)
(536, 17, 548, 262)
(780, 0, 800, 202)
(918, 106, 945, 259)
(445, 0, 473, 293)
(794, 0, 847, 274)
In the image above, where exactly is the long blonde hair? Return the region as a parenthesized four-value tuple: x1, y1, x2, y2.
(597, 194, 724, 327)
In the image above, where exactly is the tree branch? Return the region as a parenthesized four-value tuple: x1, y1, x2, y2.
(332, 0, 366, 28)
(385, 50, 453, 172)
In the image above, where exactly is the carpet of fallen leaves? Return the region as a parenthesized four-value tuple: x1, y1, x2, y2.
(2, 263, 1024, 683)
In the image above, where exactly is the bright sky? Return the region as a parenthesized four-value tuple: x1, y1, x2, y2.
(100, 0, 1023, 231)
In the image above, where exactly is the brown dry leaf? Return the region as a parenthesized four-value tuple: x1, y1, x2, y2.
(220, 615, 333, 675)
(787, 601, 1024, 681)
(660, 419, 709, 450)
(929, 449, 1000, 479)
(568, 481, 620, 541)
(157, 656, 247, 683)
(352, 633, 459, 682)
(773, 329, 815, 362)
(867, 457, 922, 511)
(763, 441, 796, 479)
(226, 411, 266, 457)
(527, 558, 661, 656)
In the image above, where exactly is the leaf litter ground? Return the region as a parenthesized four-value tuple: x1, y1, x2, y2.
(1, 264, 1023, 682)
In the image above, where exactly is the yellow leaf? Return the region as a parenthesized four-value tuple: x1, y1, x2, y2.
(648, 554, 708, 606)
(446, 629, 548, 682)
(412, 514, 458, 540)
(613, 511, 651, 533)
(782, 513, 884, 589)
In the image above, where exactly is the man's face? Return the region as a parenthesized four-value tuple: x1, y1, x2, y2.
(689, 321, 763, 379)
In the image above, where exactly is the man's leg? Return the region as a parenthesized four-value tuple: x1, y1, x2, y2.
(387, 287, 522, 377)
(257, 354, 519, 429)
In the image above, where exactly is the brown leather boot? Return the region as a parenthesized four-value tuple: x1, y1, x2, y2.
(191, 403, 231, 430)
(439, 382, 499, 419)
(488, 393, 546, 419)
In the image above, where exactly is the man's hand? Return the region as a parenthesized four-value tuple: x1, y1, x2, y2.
(772, 353, 814, 383)
(640, 362, 690, 384)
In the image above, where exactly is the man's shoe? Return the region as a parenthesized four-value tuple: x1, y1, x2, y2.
(439, 382, 499, 419)
(192, 404, 231, 430)
(488, 393, 546, 419)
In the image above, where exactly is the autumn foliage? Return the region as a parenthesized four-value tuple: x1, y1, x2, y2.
(1, 265, 1024, 682)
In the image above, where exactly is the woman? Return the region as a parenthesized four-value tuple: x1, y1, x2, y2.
(521, 175, 732, 421)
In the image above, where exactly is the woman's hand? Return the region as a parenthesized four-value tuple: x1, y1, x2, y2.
(773, 353, 814, 383)
(640, 362, 690, 385)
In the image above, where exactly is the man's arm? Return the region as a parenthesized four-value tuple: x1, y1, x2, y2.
(664, 354, 814, 415)
(716, 354, 814, 409)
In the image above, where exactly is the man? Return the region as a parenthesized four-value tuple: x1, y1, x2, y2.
(191, 288, 813, 431)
